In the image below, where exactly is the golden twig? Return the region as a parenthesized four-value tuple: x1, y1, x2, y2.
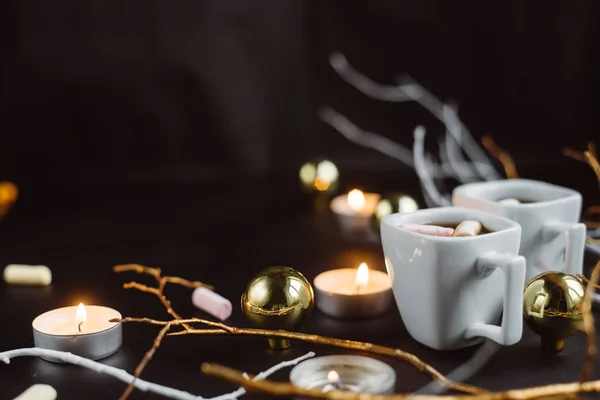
(587, 205, 600, 214)
(115, 264, 212, 329)
(578, 274, 600, 290)
(114, 265, 214, 400)
(579, 261, 600, 383)
(585, 150, 600, 188)
(564, 147, 588, 162)
(114, 317, 483, 395)
(202, 361, 600, 400)
(565, 142, 600, 237)
(482, 136, 518, 179)
(589, 238, 600, 245)
(119, 322, 173, 400)
(114, 264, 214, 291)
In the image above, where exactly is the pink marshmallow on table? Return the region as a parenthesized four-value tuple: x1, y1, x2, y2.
(401, 224, 454, 237)
(192, 287, 232, 321)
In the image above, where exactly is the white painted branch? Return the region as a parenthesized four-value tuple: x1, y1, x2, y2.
(0, 348, 315, 400)
(319, 107, 415, 167)
(414, 340, 500, 395)
(207, 351, 315, 400)
(399, 77, 500, 181)
(328, 52, 501, 182)
(320, 106, 490, 182)
(330, 53, 413, 102)
(413, 126, 451, 207)
(440, 129, 476, 184)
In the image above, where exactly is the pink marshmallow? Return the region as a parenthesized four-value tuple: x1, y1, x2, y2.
(192, 287, 232, 321)
(401, 224, 455, 236)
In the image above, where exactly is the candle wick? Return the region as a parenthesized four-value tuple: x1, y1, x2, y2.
(78, 322, 84, 333)
(355, 282, 362, 294)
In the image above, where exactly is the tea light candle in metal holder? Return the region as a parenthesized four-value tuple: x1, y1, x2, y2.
(314, 263, 394, 319)
(330, 189, 381, 241)
(32, 304, 122, 362)
(289, 355, 396, 394)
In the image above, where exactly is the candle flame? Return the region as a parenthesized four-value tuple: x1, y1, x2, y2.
(76, 303, 87, 323)
(355, 262, 369, 288)
(347, 189, 366, 211)
(327, 370, 340, 384)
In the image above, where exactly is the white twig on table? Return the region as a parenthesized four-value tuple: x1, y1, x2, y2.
(0, 348, 315, 400)
(208, 351, 315, 400)
(413, 340, 501, 395)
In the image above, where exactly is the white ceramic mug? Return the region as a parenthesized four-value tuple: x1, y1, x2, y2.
(452, 179, 586, 283)
(380, 207, 525, 350)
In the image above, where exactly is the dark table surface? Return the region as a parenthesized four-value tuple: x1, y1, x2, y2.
(0, 172, 599, 399)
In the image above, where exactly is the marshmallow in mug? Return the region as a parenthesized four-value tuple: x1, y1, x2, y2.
(498, 198, 521, 205)
(453, 220, 482, 237)
(401, 220, 483, 237)
(401, 224, 454, 236)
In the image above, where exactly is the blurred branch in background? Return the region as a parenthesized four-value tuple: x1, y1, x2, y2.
(320, 52, 507, 207)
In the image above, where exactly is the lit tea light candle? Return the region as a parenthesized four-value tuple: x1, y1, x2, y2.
(290, 355, 396, 394)
(314, 263, 393, 319)
(322, 370, 341, 392)
(32, 304, 122, 362)
(330, 189, 380, 217)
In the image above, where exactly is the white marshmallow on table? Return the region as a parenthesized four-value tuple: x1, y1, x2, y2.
(3, 264, 52, 286)
(401, 224, 454, 237)
(452, 220, 482, 237)
(13, 384, 57, 400)
(498, 198, 520, 205)
(192, 287, 232, 321)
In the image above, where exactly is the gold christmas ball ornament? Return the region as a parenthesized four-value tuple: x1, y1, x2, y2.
(523, 271, 587, 352)
(299, 159, 339, 195)
(241, 266, 314, 350)
(372, 193, 419, 228)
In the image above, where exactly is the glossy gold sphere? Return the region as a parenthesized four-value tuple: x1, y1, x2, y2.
(523, 271, 587, 352)
(298, 159, 339, 195)
(372, 193, 419, 228)
(241, 266, 314, 350)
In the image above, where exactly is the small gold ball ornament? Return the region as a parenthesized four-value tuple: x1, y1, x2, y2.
(372, 193, 419, 228)
(241, 266, 314, 350)
(299, 159, 339, 195)
(523, 271, 587, 352)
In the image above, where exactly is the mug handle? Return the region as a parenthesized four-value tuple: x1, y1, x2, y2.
(543, 221, 586, 277)
(465, 252, 526, 345)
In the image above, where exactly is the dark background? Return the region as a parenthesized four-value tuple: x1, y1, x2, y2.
(1, 1, 599, 190)
(1, 1, 600, 399)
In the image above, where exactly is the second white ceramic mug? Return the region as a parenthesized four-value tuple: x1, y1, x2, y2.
(453, 179, 586, 283)
(381, 207, 525, 350)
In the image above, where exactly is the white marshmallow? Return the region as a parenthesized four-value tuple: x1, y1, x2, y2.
(13, 384, 57, 400)
(3, 264, 52, 286)
(498, 198, 520, 205)
(192, 287, 232, 321)
(453, 220, 482, 237)
(401, 224, 454, 237)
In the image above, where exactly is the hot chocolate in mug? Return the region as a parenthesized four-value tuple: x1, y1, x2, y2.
(453, 179, 586, 283)
(380, 207, 525, 350)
